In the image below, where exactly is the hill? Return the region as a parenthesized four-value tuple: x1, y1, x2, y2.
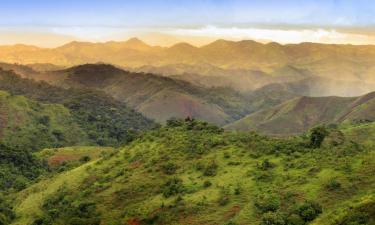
(42, 64, 256, 125)
(0, 68, 156, 146)
(0, 89, 90, 193)
(7, 119, 375, 225)
(0, 90, 88, 150)
(226, 92, 375, 135)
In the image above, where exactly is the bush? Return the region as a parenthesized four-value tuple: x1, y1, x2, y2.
(255, 194, 281, 213)
(79, 156, 91, 163)
(309, 126, 329, 148)
(203, 180, 212, 188)
(342, 211, 369, 225)
(203, 161, 218, 176)
(297, 201, 322, 222)
(260, 212, 286, 225)
(160, 162, 178, 175)
(259, 159, 276, 170)
(162, 178, 184, 198)
(325, 179, 341, 191)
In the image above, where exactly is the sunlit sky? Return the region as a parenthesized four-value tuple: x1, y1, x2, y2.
(1, 0, 375, 47)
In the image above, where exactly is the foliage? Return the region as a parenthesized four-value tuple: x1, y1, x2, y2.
(0, 70, 156, 147)
(309, 126, 329, 148)
(4, 120, 375, 225)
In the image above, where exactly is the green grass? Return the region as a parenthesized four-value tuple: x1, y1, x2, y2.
(7, 120, 375, 225)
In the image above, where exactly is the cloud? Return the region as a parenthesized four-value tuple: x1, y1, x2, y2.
(166, 26, 375, 45)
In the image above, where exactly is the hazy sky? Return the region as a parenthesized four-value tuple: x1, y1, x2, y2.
(1, 0, 375, 47)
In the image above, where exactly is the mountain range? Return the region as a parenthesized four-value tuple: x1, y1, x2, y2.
(1, 38, 375, 96)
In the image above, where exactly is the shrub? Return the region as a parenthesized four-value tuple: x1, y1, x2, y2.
(255, 194, 281, 213)
(325, 179, 341, 191)
(259, 159, 276, 170)
(260, 212, 286, 225)
(203, 180, 212, 188)
(80, 156, 91, 163)
(297, 201, 322, 222)
(162, 178, 184, 198)
(203, 161, 218, 176)
(309, 126, 329, 148)
(160, 162, 178, 175)
(342, 211, 369, 225)
(224, 221, 238, 225)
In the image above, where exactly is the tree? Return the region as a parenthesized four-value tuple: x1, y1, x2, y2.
(297, 201, 322, 222)
(309, 126, 329, 148)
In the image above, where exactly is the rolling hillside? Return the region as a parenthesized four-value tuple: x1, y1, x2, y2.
(0, 68, 156, 146)
(0, 90, 88, 151)
(226, 92, 375, 135)
(0, 89, 89, 192)
(43, 64, 256, 125)
(8, 119, 375, 225)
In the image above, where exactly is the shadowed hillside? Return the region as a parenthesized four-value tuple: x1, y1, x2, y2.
(42, 64, 257, 125)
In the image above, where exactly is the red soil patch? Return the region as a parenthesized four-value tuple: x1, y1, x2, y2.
(127, 218, 140, 225)
(48, 154, 80, 167)
(224, 205, 241, 219)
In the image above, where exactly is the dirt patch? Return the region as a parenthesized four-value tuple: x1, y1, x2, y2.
(224, 205, 241, 219)
(48, 154, 81, 167)
(127, 218, 141, 225)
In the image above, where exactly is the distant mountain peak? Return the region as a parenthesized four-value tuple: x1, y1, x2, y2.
(169, 42, 198, 51)
(125, 37, 146, 45)
(64, 63, 124, 76)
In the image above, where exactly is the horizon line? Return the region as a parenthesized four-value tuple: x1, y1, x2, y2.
(2, 37, 375, 49)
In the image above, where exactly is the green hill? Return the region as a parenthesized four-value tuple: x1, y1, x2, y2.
(0, 90, 87, 194)
(7, 119, 375, 225)
(226, 92, 375, 135)
(0, 68, 156, 146)
(0, 90, 88, 150)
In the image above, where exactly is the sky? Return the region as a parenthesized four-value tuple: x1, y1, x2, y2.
(1, 0, 375, 47)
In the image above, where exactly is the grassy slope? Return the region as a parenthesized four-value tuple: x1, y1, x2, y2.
(226, 92, 375, 136)
(0, 90, 88, 150)
(10, 120, 375, 225)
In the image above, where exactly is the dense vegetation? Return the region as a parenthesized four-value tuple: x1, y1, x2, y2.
(0, 68, 155, 209)
(8, 119, 374, 225)
(0, 69, 156, 146)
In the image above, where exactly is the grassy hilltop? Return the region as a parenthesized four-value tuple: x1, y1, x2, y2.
(6, 119, 375, 225)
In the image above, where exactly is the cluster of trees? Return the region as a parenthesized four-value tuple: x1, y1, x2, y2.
(0, 143, 46, 191)
(33, 187, 101, 225)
